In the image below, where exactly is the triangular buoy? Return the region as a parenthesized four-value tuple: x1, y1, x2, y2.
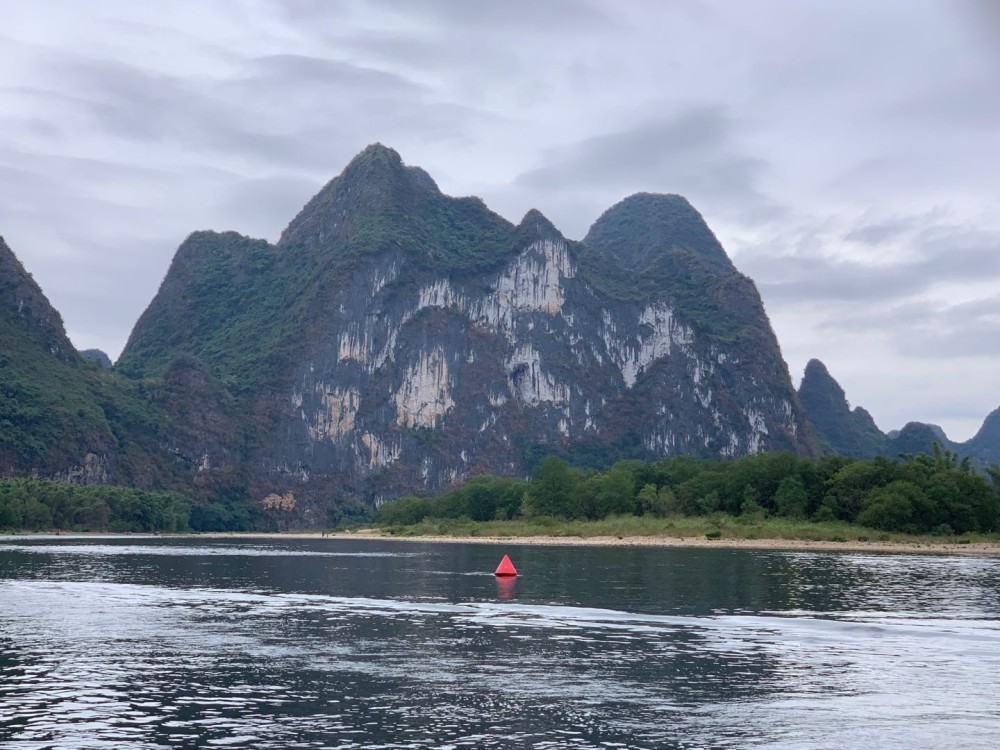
(494, 554, 517, 577)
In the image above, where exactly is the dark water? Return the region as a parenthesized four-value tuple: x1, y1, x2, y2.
(1, 537, 999, 749)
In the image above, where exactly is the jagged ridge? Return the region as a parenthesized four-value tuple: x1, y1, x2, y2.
(11, 143, 1000, 530)
(797, 359, 887, 458)
(114, 145, 816, 522)
(798, 358, 1000, 466)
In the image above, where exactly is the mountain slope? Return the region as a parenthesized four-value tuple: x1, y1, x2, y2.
(797, 359, 887, 457)
(0, 236, 152, 480)
(117, 145, 519, 393)
(118, 145, 816, 520)
(965, 408, 1000, 465)
(798, 357, 1000, 465)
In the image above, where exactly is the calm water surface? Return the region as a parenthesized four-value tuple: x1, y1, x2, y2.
(1, 536, 998, 749)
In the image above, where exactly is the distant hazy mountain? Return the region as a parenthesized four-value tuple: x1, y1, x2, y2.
(797, 359, 886, 458)
(798, 358, 1000, 465)
(80, 348, 113, 369)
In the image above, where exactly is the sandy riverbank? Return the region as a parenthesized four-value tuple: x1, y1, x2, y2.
(175, 529, 1000, 556)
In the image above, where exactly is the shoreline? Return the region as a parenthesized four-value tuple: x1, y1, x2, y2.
(181, 530, 1000, 555)
(5, 529, 1000, 555)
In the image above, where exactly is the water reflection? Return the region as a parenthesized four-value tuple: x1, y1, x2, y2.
(494, 575, 517, 600)
(1, 537, 999, 749)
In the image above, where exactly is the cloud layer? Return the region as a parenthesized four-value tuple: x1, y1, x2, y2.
(0, 0, 997, 440)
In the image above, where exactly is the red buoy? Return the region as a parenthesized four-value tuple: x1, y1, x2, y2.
(494, 554, 517, 577)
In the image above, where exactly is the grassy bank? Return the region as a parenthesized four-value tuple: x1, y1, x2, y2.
(376, 514, 1000, 546)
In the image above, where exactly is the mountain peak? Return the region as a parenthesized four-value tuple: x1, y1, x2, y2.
(798, 358, 886, 457)
(887, 421, 952, 457)
(802, 358, 840, 392)
(969, 406, 1000, 446)
(583, 192, 735, 274)
(516, 208, 563, 244)
(278, 144, 440, 251)
(80, 348, 113, 369)
(339, 143, 440, 193)
(342, 143, 404, 180)
(355, 142, 401, 161)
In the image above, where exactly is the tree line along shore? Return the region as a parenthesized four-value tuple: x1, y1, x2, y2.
(3, 447, 1000, 540)
(376, 448, 1000, 540)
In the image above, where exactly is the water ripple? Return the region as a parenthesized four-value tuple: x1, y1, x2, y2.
(2, 541, 1000, 748)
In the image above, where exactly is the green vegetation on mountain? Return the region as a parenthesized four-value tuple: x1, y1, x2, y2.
(797, 359, 887, 457)
(115, 231, 303, 391)
(0, 236, 162, 478)
(116, 145, 519, 392)
(378, 449, 1000, 536)
(0, 235, 261, 527)
(583, 193, 734, 274)
(579, 193, 769, 344)
(9, 144, 1000, 531)
(80, 349, 112, 368)
(280, 144, 517, 274)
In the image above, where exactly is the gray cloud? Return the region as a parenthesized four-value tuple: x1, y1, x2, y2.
(210, 176, 321, 240)
(745, 218, 1000, 308)
(237, 54, 420, 92)
(1, 0, 998, 440)
(842, 210, 945, 246)
(32, 52, 456, 170)
(819, 297, 1000, 359)
(281, 0, 615, 31)
(515, 106, 780, 228)
(960, 0, 1000, 53)
(888, 78, 1000, 131)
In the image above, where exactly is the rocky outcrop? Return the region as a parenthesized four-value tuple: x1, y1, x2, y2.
(118, 145, 816, 518)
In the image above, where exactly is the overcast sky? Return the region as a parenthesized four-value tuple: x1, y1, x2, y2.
(1, 0, 998, 441)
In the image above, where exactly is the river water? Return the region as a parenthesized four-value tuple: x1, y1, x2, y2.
(1, 536, 998, 749)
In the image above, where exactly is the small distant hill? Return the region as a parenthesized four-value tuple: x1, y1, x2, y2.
(797, 359, 886, 458)
(80, 349, 113, 369)
(797, 358, 1000, 465)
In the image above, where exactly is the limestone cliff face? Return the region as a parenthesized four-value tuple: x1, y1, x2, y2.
(118, 144, 817, 518)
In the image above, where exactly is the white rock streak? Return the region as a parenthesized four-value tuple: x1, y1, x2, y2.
(302, 385, 359, 441)
(506, 344, 570, 407)
(361, 432, 401, 468)
(394, 347, 454, 428)
(600, 303, 696, 388)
